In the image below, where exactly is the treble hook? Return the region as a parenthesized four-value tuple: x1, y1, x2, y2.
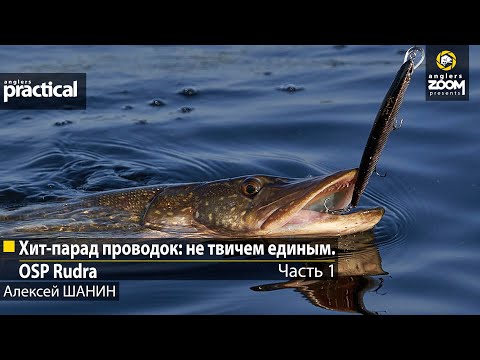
(393, 118, 403, 130)
(323, 198, 332, 212)
(373, 166, 387, 177)
(323, 199, 352, 214)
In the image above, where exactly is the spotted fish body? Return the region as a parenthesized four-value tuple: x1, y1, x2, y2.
(0, 186, 165, 233)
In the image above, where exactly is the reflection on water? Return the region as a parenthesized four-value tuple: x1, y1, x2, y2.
(252, 231, 388, 315)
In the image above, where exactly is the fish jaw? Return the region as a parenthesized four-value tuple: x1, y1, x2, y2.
(259, 207, 384, 237)
(249, 169, 385, 237)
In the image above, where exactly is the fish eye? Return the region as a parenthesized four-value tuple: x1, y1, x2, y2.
(241, 177, 262, 197)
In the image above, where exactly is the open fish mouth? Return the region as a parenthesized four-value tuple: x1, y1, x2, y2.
(260, 169, 384, 236)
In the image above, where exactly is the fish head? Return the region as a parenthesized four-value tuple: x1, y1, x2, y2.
(189, 169, 384, 237)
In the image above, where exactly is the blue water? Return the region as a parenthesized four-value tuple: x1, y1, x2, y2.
(0, 45, 478, 314)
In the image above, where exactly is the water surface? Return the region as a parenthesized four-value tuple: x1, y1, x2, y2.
(0, 45, 478, 314)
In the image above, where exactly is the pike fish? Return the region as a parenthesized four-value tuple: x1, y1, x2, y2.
(1, 168, 384, 238)
(1, 59, 420, 238)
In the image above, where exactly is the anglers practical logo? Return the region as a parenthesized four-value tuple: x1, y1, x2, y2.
(426, 45, 469, 101)
(0, 73, 86, 110)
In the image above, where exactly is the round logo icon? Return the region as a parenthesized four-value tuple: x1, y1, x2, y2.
(436, 50, 456, 71)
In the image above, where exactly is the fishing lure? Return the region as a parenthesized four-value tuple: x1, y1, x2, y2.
(350, 46, 424, 207)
